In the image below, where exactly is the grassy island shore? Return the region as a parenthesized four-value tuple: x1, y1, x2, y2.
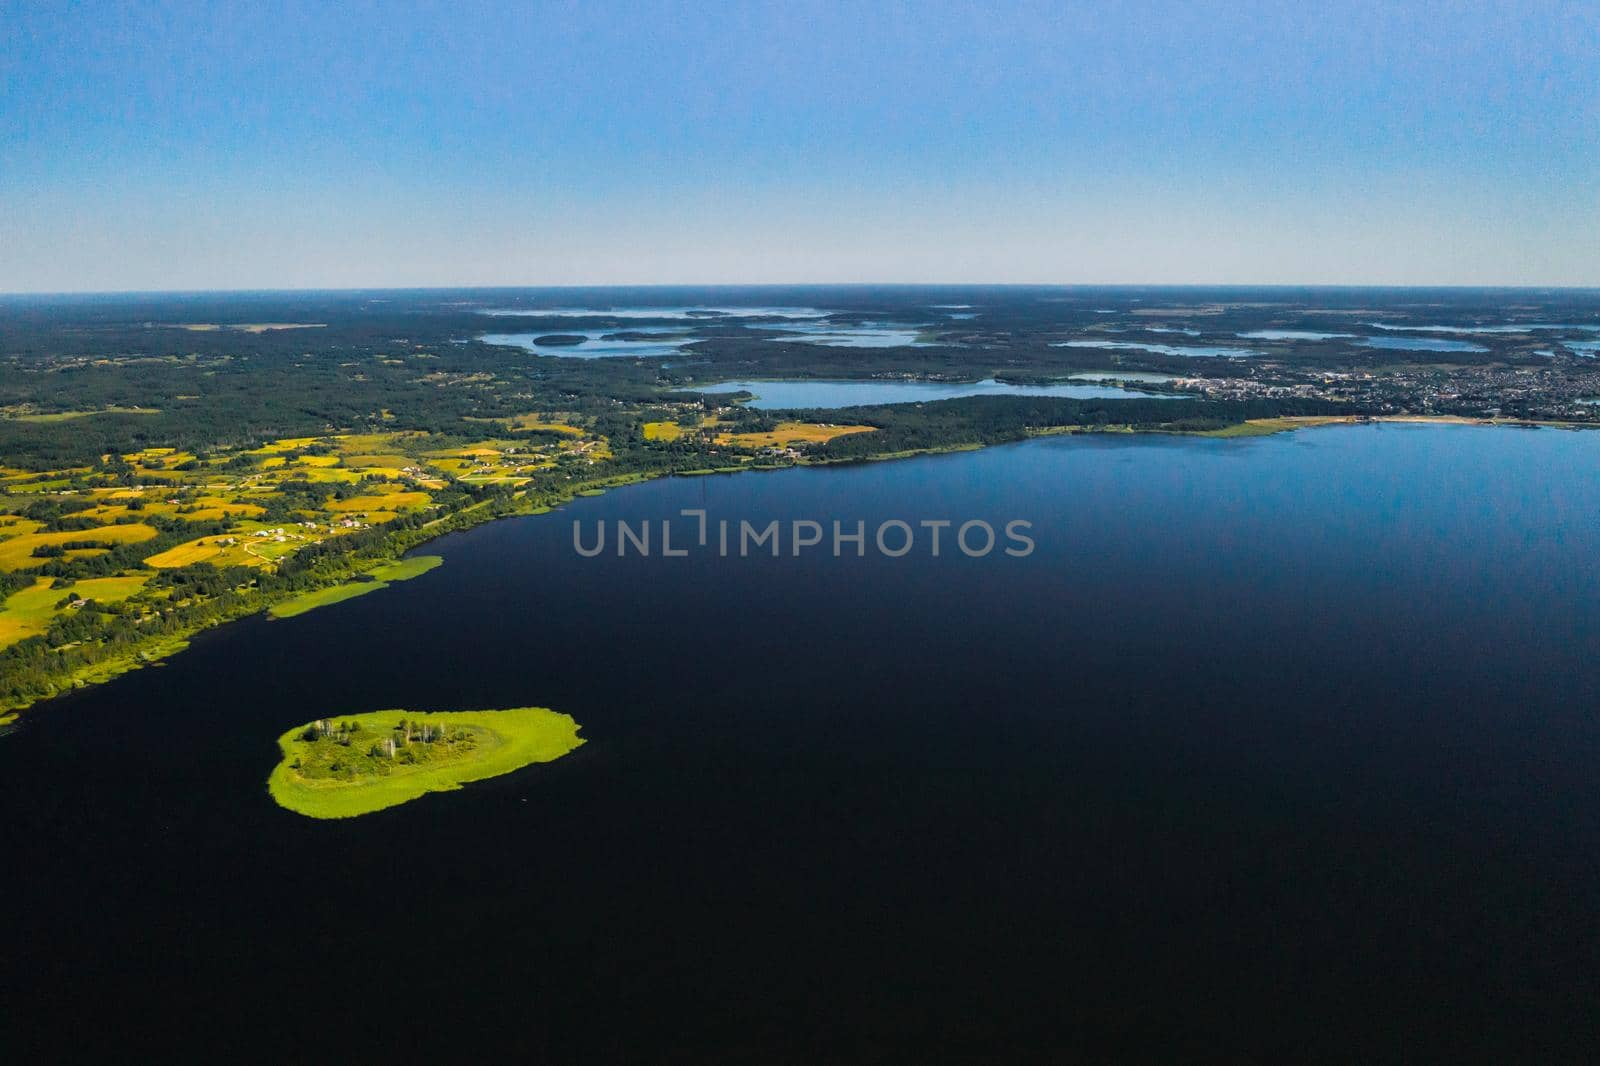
(267, 707, 584, 819)
(268, 555, 442, 618)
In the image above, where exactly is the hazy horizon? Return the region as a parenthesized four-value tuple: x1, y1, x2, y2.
(8, 282, 1600, 300)
(4, 1, 1596, 292)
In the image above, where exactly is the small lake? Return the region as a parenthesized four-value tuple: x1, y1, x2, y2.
(1055, 339, 1258, 357)
(751, 322, 935, 347)
(1371, 322, 1600, 335)
(1359, 336, 1489, 353)
(678, 377, 1187, 409)
(477, 330, 688, 358)
(1240, 329, 1353, 340)
(479, 305, 827, 321)
(1062, 370, 1181, 383)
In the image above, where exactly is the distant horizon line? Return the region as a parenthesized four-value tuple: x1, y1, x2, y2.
(4, 281, 1599, 299)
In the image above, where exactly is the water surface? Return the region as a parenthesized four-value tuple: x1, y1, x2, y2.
(681, 377, 1185, 408)
(478, 330, 687, 358)
(1360, 336, 1489, 353)
(479, 305, 827, 320)
(5, 425, 1599, 1060)
(751, 322, 935, 347)
(1240, 329, 1353, 340)
(1055, 339, 1258, 357)
(1371, 322, 1600, 334)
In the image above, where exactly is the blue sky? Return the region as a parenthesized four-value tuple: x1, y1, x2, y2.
(2, 0, 1596, 290)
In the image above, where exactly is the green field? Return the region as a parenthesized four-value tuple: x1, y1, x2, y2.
(268, 555, 442, 619)
(267, 706, 585, 819)
(0, 574, 151, 649)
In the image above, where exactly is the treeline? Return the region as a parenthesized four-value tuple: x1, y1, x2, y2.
(804, 395, 1353, 458)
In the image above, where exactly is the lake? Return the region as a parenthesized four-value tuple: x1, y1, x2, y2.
(477, 329, 689, 358)
(4, 425, 1598, 1060)
(479, 305, 828, 320)
(750, 322, 936, 347)
(1055, 339, 1258, 357)
(1370, 322, 1600, 334)
(680, 377, 1188, 408)
(1239, 329, 1353, 340)
(1360, 336, 1490, 353)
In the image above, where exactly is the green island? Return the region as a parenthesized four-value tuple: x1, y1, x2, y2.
(268, 555, 442, 618)
(267, 706, 584, 819)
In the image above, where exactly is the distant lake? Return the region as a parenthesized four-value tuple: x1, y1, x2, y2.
(1063, 370, 1181, 383)
(1055, 339, 1257, 357)
(751, 322, 935, 348)
(1359, 336, 1489, 353)
(679, 377, 1188, 409)
(6, 425, 1600, 1058)
(1371, 322, 1600, 335)
(479, 305, 827, 321)
(477, 330, 687, 358)
(1240, 329, 1353, 340)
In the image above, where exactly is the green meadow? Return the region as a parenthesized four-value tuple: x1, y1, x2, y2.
(267, 555, 443, 619)
(267, 706, 584, 819)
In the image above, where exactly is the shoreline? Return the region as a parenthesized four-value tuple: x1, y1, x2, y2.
(4, 411, 1594, 722)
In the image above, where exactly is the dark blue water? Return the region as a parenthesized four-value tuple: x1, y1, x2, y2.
(3, 425, 1599, 1061)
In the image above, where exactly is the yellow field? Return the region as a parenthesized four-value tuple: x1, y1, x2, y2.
(0, 574, 150, 648)
(341, 453, 413, 469)
(267, 466, 371, 484)
(5, 406, 161, 423)
(72, 574, 152, 601)
(0, 523, 160, 571)
(716, 422, 876, 449)
(0, 578, 58, 647)
(327, 491, 431, 513)
(250, 437, 321, 454)
(143, 534, 272, 569)
(643, 421, 685, 441)
(189, 496, 267, 517)
(333, 432, 428, 453)
(495, 415, 584, 435)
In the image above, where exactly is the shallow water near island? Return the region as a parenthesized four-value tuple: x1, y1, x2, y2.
(4, 425, 1600, 1058)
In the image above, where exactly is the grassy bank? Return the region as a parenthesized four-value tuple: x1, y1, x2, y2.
(267, 706, 584, 819)
(268, 555, 443, 619)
